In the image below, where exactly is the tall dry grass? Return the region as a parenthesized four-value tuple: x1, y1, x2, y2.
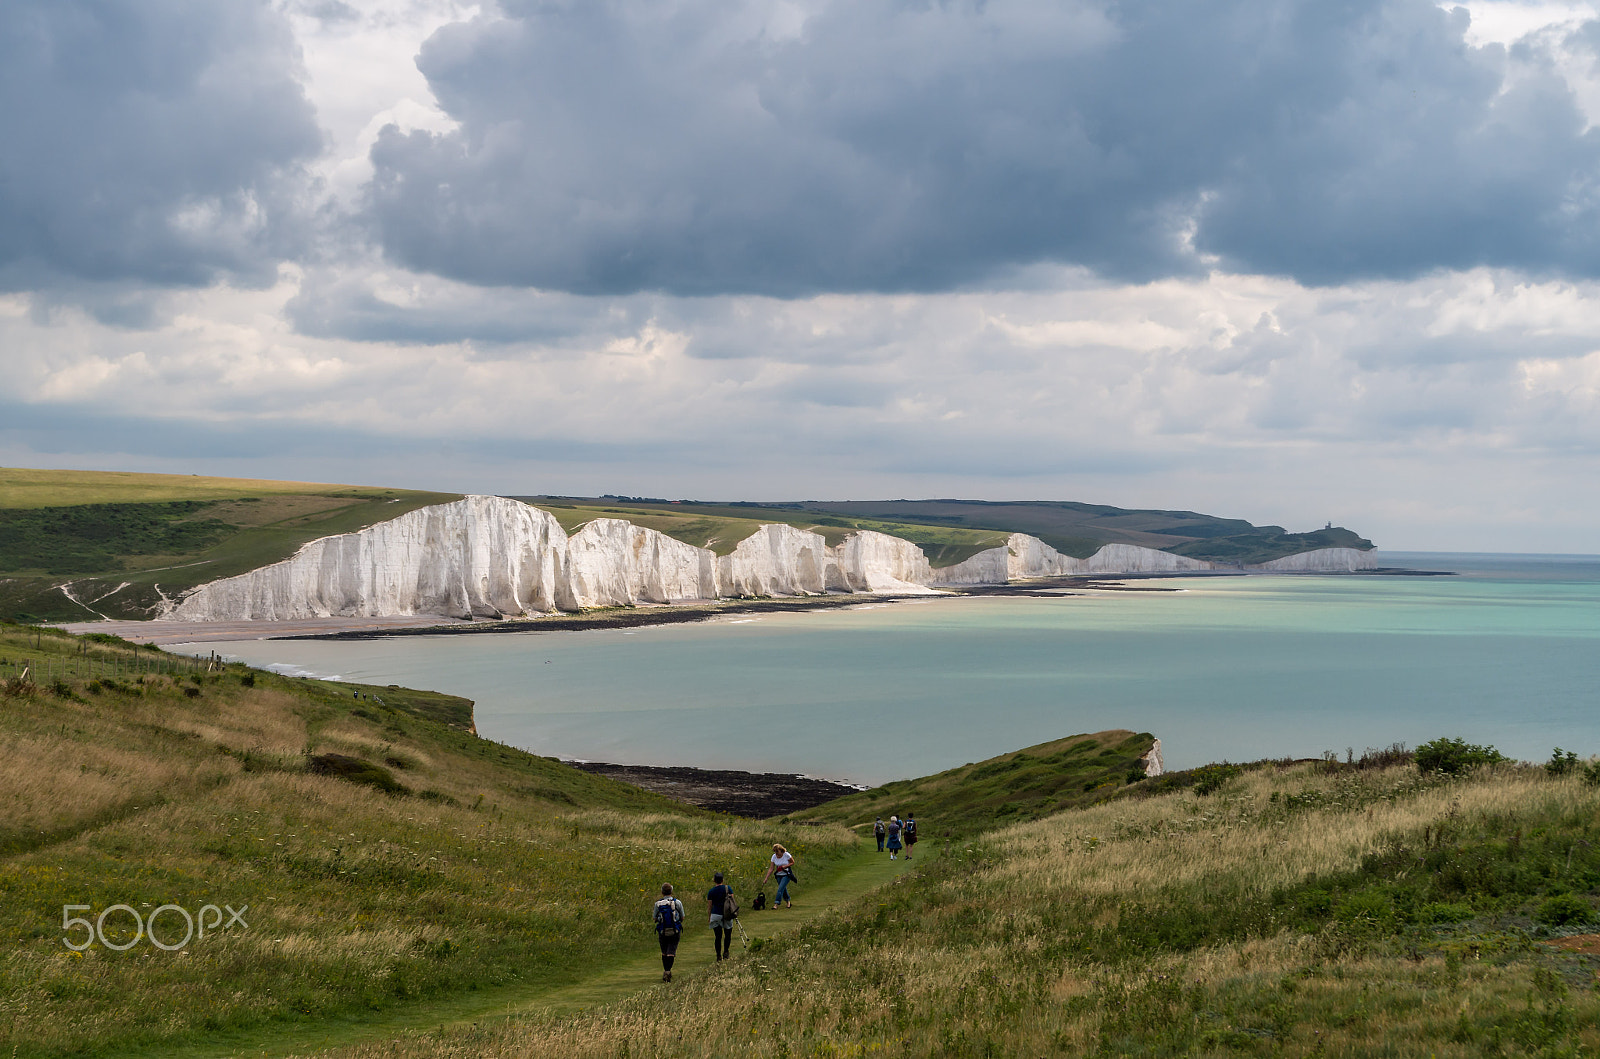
(0, 656, 858, 1058)
(317, 764, 1600, 1059)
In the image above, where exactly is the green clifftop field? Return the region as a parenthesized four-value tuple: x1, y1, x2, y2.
(520, 496, 1373, 568)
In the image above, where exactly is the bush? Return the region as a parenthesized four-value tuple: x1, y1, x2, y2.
(1415, 737, 1505, 775)
(1421, 901, 1475, 924)
(1583, 759, 1600, 788)
(1193, 763, 1241, 796)
(239, 673, 255, 688)
(1535, 893, 1594, 926)
(308, 753, 407, 795)
(1546, 748, 1579, 776)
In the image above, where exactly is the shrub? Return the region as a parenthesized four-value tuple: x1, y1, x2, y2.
(1193, 763, 1241, 796)
(1583, 759, 1600, 788)
(239, 673, 255, 688)
(1536, 893, 1594, 926)
(1420, 901, 1475, 924)
(1415, 737, 1505, 775)
(1546, 748, 1579, 776)
(307, 753, 407, 795)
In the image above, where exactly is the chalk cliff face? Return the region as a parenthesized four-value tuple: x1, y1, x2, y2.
(930, 534, 1213, 584)
(1248, 547, 1376, 572)
(169, 496, 1372, 622)
(717, 524, 838, 598)
(171, 495, 573, 622)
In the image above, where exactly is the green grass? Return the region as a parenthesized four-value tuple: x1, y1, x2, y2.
(0, 623, 860, 1058)
(791, 729, 1156, 835)
(0, 469, 460, 621)
(367, 757, 1600, 1059)
(521, 497, 1013, 564)
(523, 496, 1375, 566)
(0, 468, 418, 509)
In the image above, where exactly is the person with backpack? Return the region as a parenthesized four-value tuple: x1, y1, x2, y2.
(706, 871, 737, 960)
(903, 813, 918, 859)
(874, 817, 886, 852)
(653, 883, 685, 981)
(762, 843, 797, 908)
(885, 816, 902, 860)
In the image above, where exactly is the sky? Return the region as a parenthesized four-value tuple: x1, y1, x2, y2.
(5, 0, 1600, 552)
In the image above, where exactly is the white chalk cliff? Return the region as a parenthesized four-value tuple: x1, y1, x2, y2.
(168, 496, 1370, 622)
(1247, 547, 1376, 572)
(930, 534, 1213, 584)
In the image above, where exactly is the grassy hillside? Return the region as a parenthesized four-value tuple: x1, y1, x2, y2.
(520, 496, 1012, 565)
(329, 756, 1600, 1059)
(0, 468, 460, 622)
(526, 496, 1374, 566)
(790, 729, 1155, 835)
(0, 622, 859, 1058)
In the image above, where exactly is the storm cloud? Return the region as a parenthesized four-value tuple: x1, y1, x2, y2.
(362, 0, 1600, 296)
(0, 0, 322, 291)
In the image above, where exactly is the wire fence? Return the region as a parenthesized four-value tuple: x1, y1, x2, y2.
(1, 650, 216, 684)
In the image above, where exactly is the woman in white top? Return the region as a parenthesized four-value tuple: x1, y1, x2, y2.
(762, 843, 797, 908)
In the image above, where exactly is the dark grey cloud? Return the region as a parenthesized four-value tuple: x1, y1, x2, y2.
(362, 0, 1600, 297)
(0, 0, 322, 291)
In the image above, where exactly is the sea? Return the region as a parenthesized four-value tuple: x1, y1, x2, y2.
(176, 552, 1600, 787)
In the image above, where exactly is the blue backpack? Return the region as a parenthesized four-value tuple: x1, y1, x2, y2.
(654, 898, 682, 936)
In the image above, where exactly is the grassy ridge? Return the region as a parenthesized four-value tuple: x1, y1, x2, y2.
(791, 729, 1155, 835)
(338, 759, 1600, 1059)
(522, 497, 1012, 564)
(0, 623, 859, 1058)
(0, 469, 460, 622)
(556, 497, 1376, 564)
(0, 468, 400, 509)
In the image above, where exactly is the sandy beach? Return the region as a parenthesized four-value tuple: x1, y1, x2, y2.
(55, 614, 473, 645)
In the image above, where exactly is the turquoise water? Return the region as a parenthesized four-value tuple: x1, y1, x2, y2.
(183, 552, 1600, 786)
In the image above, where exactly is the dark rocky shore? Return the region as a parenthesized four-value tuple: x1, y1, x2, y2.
(569, 761, 861, 817)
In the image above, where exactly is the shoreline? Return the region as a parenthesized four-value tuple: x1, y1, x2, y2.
(567, 761, 863, 817)
(57, 566, 1451, 646)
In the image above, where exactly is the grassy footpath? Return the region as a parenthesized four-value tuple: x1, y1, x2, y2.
(0, 623, 862, 1058)
(132, 839, 922, 1059)
(322, 759, 1600, 1059)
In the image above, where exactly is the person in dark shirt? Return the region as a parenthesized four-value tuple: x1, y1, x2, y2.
(874, 817, 886, 852)
(706, 871, 734, 961)
(903, 813, 918, 858)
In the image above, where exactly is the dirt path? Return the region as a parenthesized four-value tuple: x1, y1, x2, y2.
(128, 838, 926, 1059)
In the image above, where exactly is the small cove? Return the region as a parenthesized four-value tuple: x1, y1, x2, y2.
(179, 552, 1600, 786)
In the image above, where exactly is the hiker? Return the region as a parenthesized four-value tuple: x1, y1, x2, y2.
(706, 871, 736, 961)
(874, 817, 886, 852)
(903, 813, 918, 859)
(653, 883, 685, 981)
(762, 843, 797, 908)
(885, 815, 902, 860)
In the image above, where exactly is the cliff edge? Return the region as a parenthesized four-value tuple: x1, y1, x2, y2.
(169, 496, 1367, 622)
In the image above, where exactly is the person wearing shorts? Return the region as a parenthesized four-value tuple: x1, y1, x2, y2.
(903, 813, 918, 859)
(653, 883, 685, 981)
(706, 871, 734, 960)
(762, 844, 797, 908)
